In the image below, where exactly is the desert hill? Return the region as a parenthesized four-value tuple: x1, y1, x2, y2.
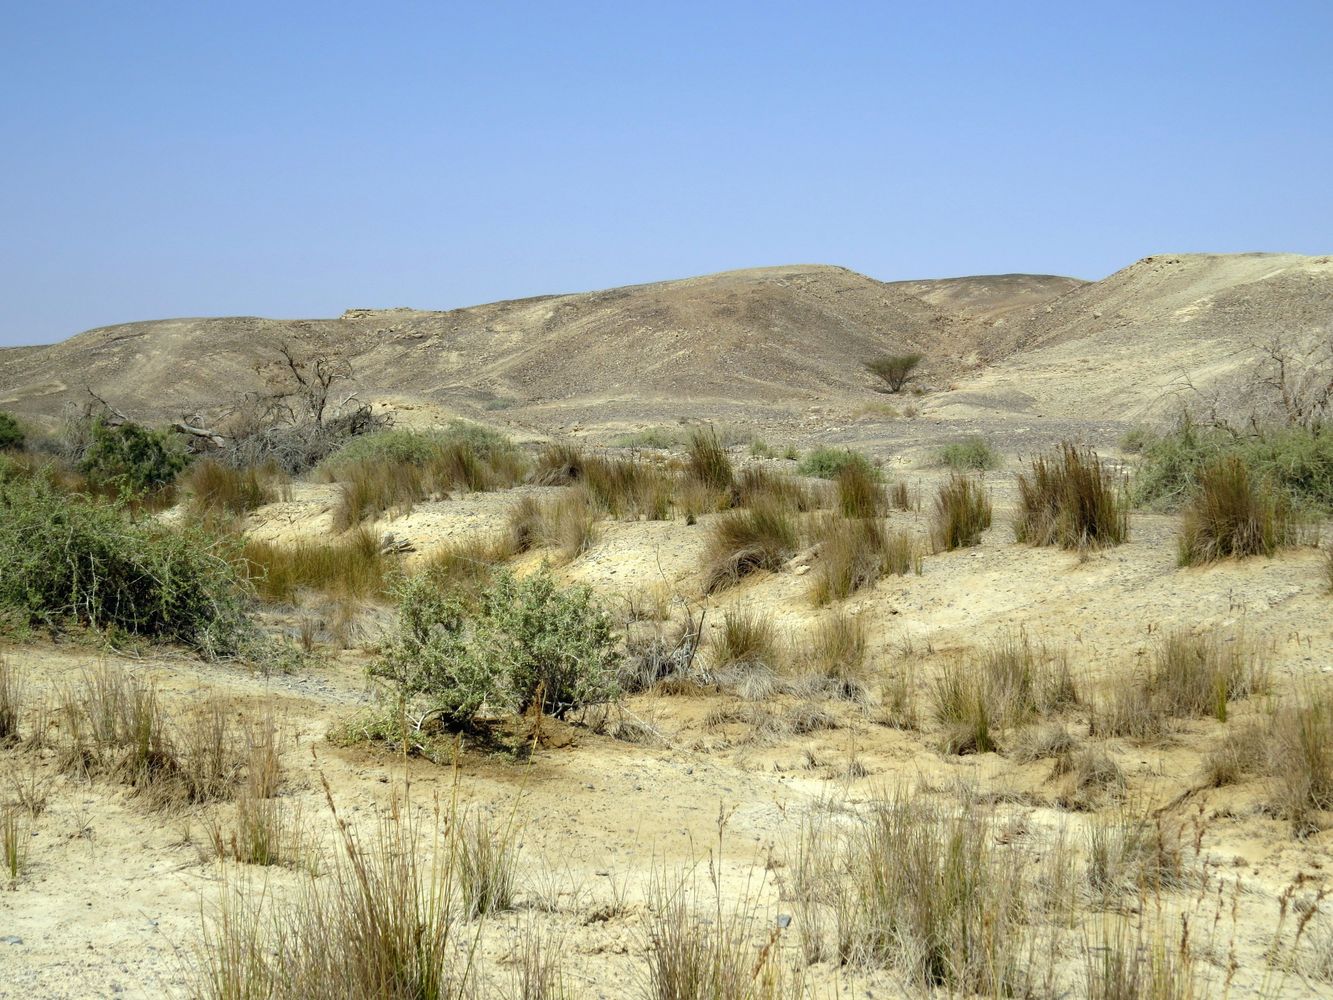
(0, 253, 1328, 434)
(0, 265, 1070, 428)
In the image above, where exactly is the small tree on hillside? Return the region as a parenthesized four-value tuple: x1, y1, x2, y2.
(866, 353, 924, 394)
(0, 411, 24, 451)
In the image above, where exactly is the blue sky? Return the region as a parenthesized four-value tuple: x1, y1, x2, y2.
(2, 2, 1330, 346)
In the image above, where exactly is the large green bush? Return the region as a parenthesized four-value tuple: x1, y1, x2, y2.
(80, 418, 187, 493)
(797, 446, 879, 481)
(0, 412, 24, 451)
(1132, 418, 1333, 512)
(0, 474, 252, 655)
(374, 569, 620, 725)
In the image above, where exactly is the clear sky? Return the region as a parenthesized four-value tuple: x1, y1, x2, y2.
(2, 2, 1330, 346)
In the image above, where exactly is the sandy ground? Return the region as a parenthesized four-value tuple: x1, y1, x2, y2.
(2, 448, 1332, 998)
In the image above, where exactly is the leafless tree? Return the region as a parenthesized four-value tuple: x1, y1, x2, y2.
(254, 341, 355, 427)
(1254, 332, 1332, 431)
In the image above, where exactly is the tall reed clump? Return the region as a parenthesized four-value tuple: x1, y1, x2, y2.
(824, 793, 1032, 994)
(930, 474, 991, 551)
(1083, 917, 1199, 999)
(809, 513, 919, 605)
(836, 462, 886, 518)
(507, 488, 600, 560)
(1147, 630, 1265, 722)
(735, 466, 819, 513)
(1177, 456, 1296, 565)
(242, 527, 388, 603)
(193, 792, 478, 1000)
(703, 500, 798, 593)
(188, 459, 288, 516)
(1014, 443, 1128, 550)
(687, 427, 735, 495)
(581, 456, 673, 520)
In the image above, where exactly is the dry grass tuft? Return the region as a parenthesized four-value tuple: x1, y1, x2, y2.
(188, 459, 288, 516)
(887, 481, 914, 512)
(1015, 443, 1128, 549)
(686, 427, 735, 494)
(702, 500, 798, 593)
(507, 488, 600, 560)
(712, 606, 782, 672)
(809, 513, 919, 605)
(1269, 690, 1333, 837)
(458, 811, 519, 918)
(735, 465, 818, 512)
(0, 658, 21, 745)
(243, 527, 388, 603)
(1177, 456, 1297, 565)
(794, 610, 868, 698)
(1149, 629, 1265, 721)
(835, 462, 885, 518)
(1084, 917, 1199, 1000)
(929, 474, 992, 551)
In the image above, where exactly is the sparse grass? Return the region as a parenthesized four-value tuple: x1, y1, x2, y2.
(1051, 748, 1125, 810)
(794, 610, 867, 698)
(809, 513, 919, 605)
(1325, 545, 1333, 593)
(1010, 723, 1078, 763)
(458, 811, 518, 917)
(1015, 443, 1128, 550)
(887, 481, 914, 511)
(1090, 684, 1173, 743)
(193, 793, 477, 1000)
(188, 459, 287, 516)
(1148, 629, 1265, 721)
(930, 474, 991, 551)
(0, 658, 21, 745)
(1177, 456, 1297, 565)
(1, 805, 25, 883)
(419, 534, 510, 595)
(702, 500, 798, 593)
(1086, 812, 1187, 899)
(931, 632, 1077, 754)
(1269, 690, 1333, 837)
(642, 871, 796, 1000)
(242, 527, 388, 603)
(687, 427, 735, 494)
(507, 488, 600, 560)
(825, 793, 1030, 993)
(609, 426, 683, 450)
(796, 446, 877, 481)
(1084, 917, 1199, 1000)
(935, 436, 1000, 471)
(583, 457, 673, 519)
(835, 462, 885, 517)
(1201, 720, 1267, 787)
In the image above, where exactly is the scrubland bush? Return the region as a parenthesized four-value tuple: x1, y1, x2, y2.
(80, 417, 187, 495)
(865, 352, 924, 393)
(0, 411, 24, 451)
(0, 475, 251, 655)
(930, 474, 991, 551)
(797, 446, 877, 481)
(1015, 443, 1128, 549)
(1177, 456, 1296, 565)
(374, 569, 619, 725)
(935, 436, 999, 471)
(703, 501, 798, 593)
(809, 513, 918, 605)
(1132, 417, 1333, 512)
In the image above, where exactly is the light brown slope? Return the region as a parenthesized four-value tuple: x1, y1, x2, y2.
(930, 252, 1333, 422)
(0, 265, 968, 425)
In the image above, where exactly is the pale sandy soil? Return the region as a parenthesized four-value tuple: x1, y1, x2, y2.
(2, 451, 1332, 999)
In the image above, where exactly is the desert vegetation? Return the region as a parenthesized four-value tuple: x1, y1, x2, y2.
(1014, 443, 1128, 549)
(864, 352, 924, 393)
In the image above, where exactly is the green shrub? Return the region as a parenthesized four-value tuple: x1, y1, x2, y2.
(865, 353, 924, 394)
(374, 569, 619, 724)
(0, 476, 251, 655)
(0, 412, 24, 451)
(935, 436, 1000, 471)
(1133, 418, 1333, 512)
(930, 475, 992, 551)
(797, 447, 878, 481)
(1177, 457, 1295, 565)
(1015, 444, 1128, 550)
(80, 418, 187, 494)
